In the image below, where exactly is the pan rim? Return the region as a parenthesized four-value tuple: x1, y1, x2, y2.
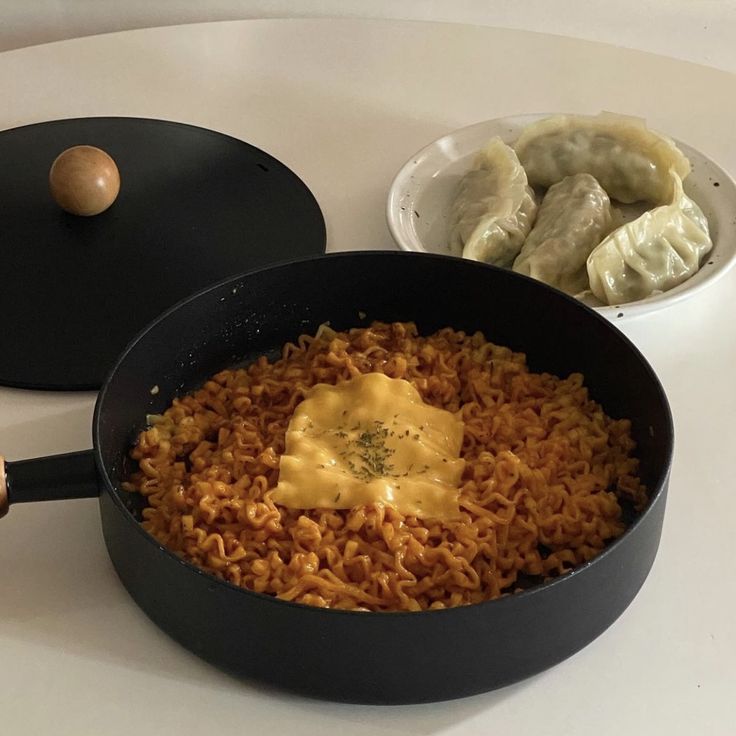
(94, 250, 675, 618)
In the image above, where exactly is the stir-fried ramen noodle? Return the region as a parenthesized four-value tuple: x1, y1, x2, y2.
(125, 322, 646, 611)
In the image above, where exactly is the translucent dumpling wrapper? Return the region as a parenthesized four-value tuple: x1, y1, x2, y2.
(449, 137, 537, 266)
(586, 171, 712, 305)
(512, 173, 615, 295)
(514, 112, 691, 205)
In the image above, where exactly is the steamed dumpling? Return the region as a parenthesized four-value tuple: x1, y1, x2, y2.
(586, 171, 712, 305)
(514, 112, 691, 205)
(512, 174, 614, 295)
(449, 137, 537, 265)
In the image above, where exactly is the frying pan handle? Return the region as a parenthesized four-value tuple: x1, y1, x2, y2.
(0, 450, 99, 518)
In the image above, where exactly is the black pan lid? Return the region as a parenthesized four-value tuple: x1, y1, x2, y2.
(0, 117, 326, 390)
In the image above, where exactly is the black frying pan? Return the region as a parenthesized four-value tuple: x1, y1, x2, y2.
(0, 252, 673, 704)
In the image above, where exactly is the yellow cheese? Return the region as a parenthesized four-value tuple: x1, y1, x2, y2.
(272, 372, 465, 519)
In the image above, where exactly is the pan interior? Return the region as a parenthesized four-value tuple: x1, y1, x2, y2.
(97, 252, 673, 571)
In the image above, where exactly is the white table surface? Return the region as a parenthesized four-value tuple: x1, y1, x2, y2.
(3, 0, 736, 73)
(1, 18, 734, 736)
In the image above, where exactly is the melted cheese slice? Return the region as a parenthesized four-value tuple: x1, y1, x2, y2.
(272, 373, 465, 519)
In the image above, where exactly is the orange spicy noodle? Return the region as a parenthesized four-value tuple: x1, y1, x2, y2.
(124, 322, 646, 611)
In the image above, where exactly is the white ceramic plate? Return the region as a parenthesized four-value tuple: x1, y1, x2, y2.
(386, 114, 736, 320)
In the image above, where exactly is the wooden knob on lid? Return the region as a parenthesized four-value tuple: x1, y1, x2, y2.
(49, 145, 120, 216)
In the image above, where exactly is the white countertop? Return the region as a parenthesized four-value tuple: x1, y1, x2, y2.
(1, 18, 735, 736)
